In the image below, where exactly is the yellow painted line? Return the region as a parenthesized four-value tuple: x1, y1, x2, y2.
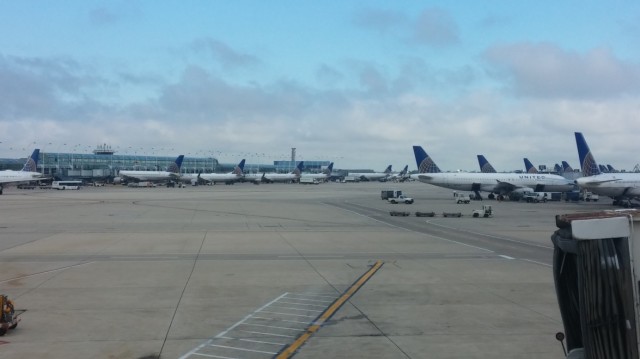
(275, 260, 384, 359)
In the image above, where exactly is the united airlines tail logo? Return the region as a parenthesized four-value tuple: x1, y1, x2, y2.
(481, 163, 496, 173)
(233, 167, 243, 176)
(582, 151, 600, 176)
(167, 162, 180, 173)
(419, 157, 440, 173)
(22, 158, 37, 172)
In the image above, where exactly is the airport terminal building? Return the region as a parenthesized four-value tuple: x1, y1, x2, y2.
(0, 145, 332, 182)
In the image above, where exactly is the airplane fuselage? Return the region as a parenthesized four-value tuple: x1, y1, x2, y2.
(576, 173, 640, 198)
(119, 170, 178, 182)
(411, 172, 575, 194)
(0, 170, 43, 184)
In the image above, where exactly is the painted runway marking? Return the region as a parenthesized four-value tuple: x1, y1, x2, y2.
(180, 261, 384, 359)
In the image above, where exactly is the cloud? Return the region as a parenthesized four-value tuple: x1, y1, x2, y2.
(352, 7, 406, 34)
(483, 43, 640, 99)
(412, 8, 459, 47)
(191, 38, 261, 70)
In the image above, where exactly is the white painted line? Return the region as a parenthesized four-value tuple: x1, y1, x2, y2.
(521, 258, 553, 267)
(240, 323, 303, 331)
(284, 293, 337, 299)
(218, 336, 286, 346)
(268, 306, 323, 313)
(192, 353, 238, 359)
(331, 204, 494, 253)
(179, 292, 289, 359)
(258, 310, 317, 318)
(251, 316, 311, 325)
(281, 297, 333, 303)
(499, 255, 515, 260)
(238, 330, 295, 338)
(208, 344, 277, 355)
(276, 300, 328, 308)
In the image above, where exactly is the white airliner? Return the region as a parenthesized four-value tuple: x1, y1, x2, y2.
(388, 165, 410, 182)
(300, 162, 333, 182)
(574, 132, 640, 206)
(410, 146, 575, 199)
(182, 159, 245, 185)
(117, 155, 184, 183)
(245, 161, 304, 183)
(0, 149, 43, 195)
(349, 165, 392, 182)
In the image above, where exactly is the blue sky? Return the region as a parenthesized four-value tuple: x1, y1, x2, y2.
(1, 1, 639, 171)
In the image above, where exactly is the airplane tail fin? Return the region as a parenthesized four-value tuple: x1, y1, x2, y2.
(607, 164, 616, 173)
(413, 146, 441, 173)
(167, 155, 185, 174)
(598, 164, 609, 173)
(233, 159, 246, 176)
(575, 132, 601, 176)
(562, 161, 574, 172)
(554, 163, 562, 173)
(384, 165, 392, 174)
(477, 155, 496, 173)
(293, 161, 304, 176)
(324, 162, 334, 175)
(523, 158, 538, 174)
(21, 149, 40, 172)
(399, 165, 408, 176)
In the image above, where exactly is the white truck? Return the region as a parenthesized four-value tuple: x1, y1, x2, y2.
(299, 177, 319, 185)
(454, 194, 471, 204)
(389, 195, 414, 204)
(580, 191, 599, 202)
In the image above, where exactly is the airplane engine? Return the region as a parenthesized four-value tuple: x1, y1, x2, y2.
(113, 177, 123, 184)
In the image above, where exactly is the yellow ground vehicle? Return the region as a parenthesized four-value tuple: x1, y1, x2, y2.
(0, 295, 22, 336)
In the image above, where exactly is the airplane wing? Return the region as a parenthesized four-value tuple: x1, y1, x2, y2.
(581, 178, 622, 185)
(494, 180, 518, 193)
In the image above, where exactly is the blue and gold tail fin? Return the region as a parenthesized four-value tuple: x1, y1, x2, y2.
(575, 132, 601, 177)
(21, 149, 40, 172)
(167, 155, 185, 174)
(477, 155, 496, 173)
(413, 146, 441, 173)
(523, 158, 538, 174)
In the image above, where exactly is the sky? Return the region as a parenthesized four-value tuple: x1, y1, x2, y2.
(0, 1, 639, 171)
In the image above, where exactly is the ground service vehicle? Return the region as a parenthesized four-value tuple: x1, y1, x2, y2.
(381, 190, 403, 200)
(389, 195, 414, 204)
(580, 191, 599, 202)
(522, 192, 548, 203)
(299, 177, 319, 184)
(52, 180, 82, 190)
(454, 193, 471, 204)
(472, 205, 493, 218)
(0, 295, 21, 336)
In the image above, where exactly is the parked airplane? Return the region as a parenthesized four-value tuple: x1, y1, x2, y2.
(574, 132, 640, 206)
(349, 165, 392, 182)
(477, 155, 497, 173)
(410, 146, 574, 199)
(300, 162, 333, 182)
(116, 155, 184, 183)
(388, 165, 410, 182)
(182, 159, 245, 185)
(562, 161, 574, 172)
(0, 149, 43, 195)
(246, 161, 304, 183)
(554, 163, 563, 173)
(523, 158, 538, 174)
(607, 164, 617, 173)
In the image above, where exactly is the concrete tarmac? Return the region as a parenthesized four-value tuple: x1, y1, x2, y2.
(0, 182, 611, 358)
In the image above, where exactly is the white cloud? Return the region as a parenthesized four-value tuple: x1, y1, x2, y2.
(484, 43, 640, 99)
